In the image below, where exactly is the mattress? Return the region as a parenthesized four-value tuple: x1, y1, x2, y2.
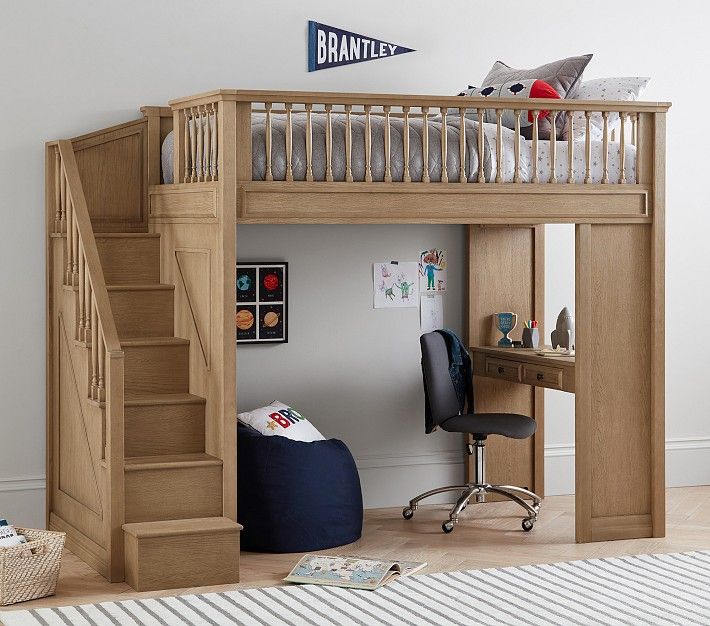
(161, 113, 636, 185)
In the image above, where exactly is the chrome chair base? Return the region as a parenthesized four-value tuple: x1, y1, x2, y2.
(402, 439, 542, 533)
(402, 482, 541, 533)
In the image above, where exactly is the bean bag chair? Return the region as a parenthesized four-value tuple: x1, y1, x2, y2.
(237, 424, 363, 552)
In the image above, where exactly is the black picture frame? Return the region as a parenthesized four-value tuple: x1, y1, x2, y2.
(236, 262, 288, 344)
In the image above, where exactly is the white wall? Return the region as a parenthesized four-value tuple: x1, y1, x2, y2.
(2, 0, 709, 520)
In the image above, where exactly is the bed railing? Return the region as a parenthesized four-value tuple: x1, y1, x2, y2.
(165, 89, 670, 188)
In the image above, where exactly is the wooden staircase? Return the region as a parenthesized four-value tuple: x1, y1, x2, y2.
(96, 233, 239, 590)
(47, 139, 239, 592)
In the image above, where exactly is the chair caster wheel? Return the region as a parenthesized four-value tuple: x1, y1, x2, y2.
(402, 507, 414, 520)
(522, 518, 535, 532)
(442, 521, 454, 534)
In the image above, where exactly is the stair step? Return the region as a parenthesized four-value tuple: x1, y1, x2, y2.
(96, 233, 161, 285)
(124, 453, 223, 524)
(122, 337, 189, 395)
(125, 393, 206, 457)
(122, 517, 241, 591)
(107, 284, 174, 339)
(125, 452, 221, 472)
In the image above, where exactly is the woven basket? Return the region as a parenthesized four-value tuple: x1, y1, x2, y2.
(0, 528, 65, 606)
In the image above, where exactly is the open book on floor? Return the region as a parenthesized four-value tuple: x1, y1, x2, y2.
(284, 554, 427, 590)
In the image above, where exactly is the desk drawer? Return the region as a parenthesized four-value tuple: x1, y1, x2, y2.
(523, 363, 563, 390)
(484, 358, 522, 383)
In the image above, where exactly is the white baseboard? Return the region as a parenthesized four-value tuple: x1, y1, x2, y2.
(0, 477, 47, 528)
(356, 436, 710, 506)
(2, 437, 709, 511)
(0, 475, 46, 493)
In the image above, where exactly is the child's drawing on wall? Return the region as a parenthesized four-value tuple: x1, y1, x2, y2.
(419, 249, 447, 292)
(373, 261, 419, 308)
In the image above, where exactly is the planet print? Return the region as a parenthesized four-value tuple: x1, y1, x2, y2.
(262, 273, 279, 291)
(263, 311, 280, 327)
(237, 274, 252, 291)
(236, 309, 254, 330)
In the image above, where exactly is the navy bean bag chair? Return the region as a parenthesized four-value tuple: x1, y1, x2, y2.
(237, 424, 363, 552)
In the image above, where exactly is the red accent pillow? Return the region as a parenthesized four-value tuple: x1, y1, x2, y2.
(528, 79, 562, 122)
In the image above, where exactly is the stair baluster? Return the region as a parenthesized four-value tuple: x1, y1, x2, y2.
(91, 295, 98, 399)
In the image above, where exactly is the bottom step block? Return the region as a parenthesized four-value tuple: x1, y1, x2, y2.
(122, 517, 242, 591)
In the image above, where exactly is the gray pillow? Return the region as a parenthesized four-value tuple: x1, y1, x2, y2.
(481, 54, 593, 138)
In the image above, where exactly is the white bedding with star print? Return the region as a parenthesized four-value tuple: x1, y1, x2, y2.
(238, 401, 326, 441)
(481, 122, 636, 184)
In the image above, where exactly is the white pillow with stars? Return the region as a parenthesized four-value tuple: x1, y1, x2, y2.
(238, 401, 326, 442)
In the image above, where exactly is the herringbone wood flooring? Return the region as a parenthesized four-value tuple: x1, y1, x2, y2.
(7, 487, 709, 613)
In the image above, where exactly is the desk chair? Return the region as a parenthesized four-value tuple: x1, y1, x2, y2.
(403, 331, 541, 533)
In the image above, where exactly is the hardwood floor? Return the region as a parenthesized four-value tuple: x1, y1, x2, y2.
(5, 487, 709, 614)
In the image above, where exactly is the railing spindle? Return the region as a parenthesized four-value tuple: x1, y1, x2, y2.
(549, 112, 557, 183)
(531, 110, 539, 184)
(345, 104, 353, 182)
(196, 107, 204, 182)
(567, 112, 574, 184)
(422, 107, 430, 183)
(495, 109, 503, 184)
(477, 108, 485, 183)
(402, 106, 411, 183)
(64, 174, 73, 284)
(78, 245, 85, 340)
(54, 150, 61, 231)
(210, 102, 218, 180)
(98, 324, 105, 402)
(183, 112, 190, 183)
(602, 111, 610, 184)
(458, 108, 466, 183)
(265, 103, 273, 181)
(84, 278, 92, 342)
(514, 110, 521, 183)
(365, 105, 373, 183)
(285, 103, 294, 182)
(636, 113, 642, 184)
(325, 104, 333, 182)
(91, 294, 98, 399)
(71, 204, 79, 285)
(203, 106, 211, 182)
(584, 111, 592, 184)
(190, 108, 198, 182)
(619, 111, 627, 184)
(305, 104, 314, 182)
(384, 106, 392, 183)
(439, 107, 448, 183)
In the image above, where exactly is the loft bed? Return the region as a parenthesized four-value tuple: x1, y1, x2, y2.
(46, 89, 669, 590)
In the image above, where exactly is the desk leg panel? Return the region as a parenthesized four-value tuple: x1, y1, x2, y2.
(575, 223, 658, 543)
(467, 225, 544, 498)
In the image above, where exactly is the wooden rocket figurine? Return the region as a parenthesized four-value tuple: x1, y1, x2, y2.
(551, 307, 575, 350)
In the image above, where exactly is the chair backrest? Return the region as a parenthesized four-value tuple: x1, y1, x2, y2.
(420, 332, 462, 429)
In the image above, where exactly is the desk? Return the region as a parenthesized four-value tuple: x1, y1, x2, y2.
(467, 224, 663, 544)
(472, 346, 574, 393)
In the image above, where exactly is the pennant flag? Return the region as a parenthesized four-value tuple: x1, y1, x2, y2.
(308, 21, 415, 72)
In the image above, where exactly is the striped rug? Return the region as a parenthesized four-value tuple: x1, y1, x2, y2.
(2, 550, 710, 625)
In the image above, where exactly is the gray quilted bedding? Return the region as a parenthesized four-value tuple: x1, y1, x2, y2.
(161, 112, 492, 184)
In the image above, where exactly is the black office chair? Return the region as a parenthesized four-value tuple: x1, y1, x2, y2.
(402, 331, 541, 533)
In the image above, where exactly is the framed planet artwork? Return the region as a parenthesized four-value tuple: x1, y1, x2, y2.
(236, 262, 288, 344)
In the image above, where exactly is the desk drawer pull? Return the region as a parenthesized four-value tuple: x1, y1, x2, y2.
(537, 373, 544, 381)
(498, 366, 504, 374)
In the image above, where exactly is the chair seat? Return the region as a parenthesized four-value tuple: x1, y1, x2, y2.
(440, 412, 536, 439)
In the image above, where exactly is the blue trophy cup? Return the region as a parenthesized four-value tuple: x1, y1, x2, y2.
(494, 312, 518, 348)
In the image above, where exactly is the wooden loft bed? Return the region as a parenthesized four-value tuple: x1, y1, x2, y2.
(46, 89, 669, 591)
